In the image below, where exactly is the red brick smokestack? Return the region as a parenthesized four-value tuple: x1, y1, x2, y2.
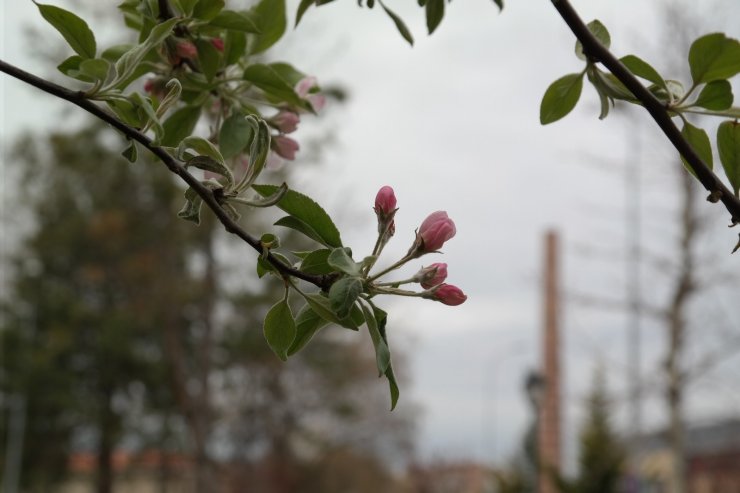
(539, 230, 561, 493)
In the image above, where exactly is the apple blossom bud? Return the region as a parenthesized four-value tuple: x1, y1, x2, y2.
(271, 135, 299, 161)
(413, 211, 456, 254)
(430, 283, 467, 306)
(270, 111, 300, 134)
(374, 186, 397, 217)
(307, 93, 326, 112)
(210, 37, 225, 52)
(144, 79, 155, 93)
(176, 41, 197, 59)
(414, 262, 448, 289)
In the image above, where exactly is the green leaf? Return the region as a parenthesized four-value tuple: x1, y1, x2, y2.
(425, 0, 444, 35)
(327, 247, 360, 276)
(121, 141, 138, 163)
(106, 99, 142, 127)
(300, 292, 361, 330)
(243, 63, 311, 111)
(130, 93, 165, 143)
(240, 183, 288, 207)
(288, 304, 330, 355)
(717, 121, 740, 196)
(575, 20, 610, 61)
(274, 216, 327, 246)
(360, 302, 390, 375)
(680, 121, 713, 177)
(224, 30, 247, 66)
(300, 249, 333, 275)
(249, 0, 286, 54)
(113, 18, 179, 89)
(57, 55, 93, 82)
(240, 118, 271, 188)
(192, 0, 225, 20)
(379, 1, 413, 46)
(693, 80, 734, 111)
(161, 106, 201, 147)
(36, 3, 96, 59)
(385, 362, 400, 410)
(179, 136, 226, 165)
(492, 0, 503, 11)
(253, 185, 342, 247)
(219, 114, 253, 159)
(263, 298, 296, 361)
(540, 73, 584, 124)
(186, 156, 234, 186)
(209, 9, 261, 33)
(194, 39, 221, 82)
(295, 0, 315, 26)
(329, 277, 363, 319)
(256, 252, 291, 278)
(620, 54, 666, 90)
(79, 58, 110, 82)
(688, 33, 740, 85)
(101, 44, 133, 63)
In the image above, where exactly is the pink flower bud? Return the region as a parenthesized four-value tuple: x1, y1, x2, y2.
(307, 93, 326, 112)
(374, 186, 397, 216)
(270, 111, 300, 134)
(144, 79, 156, 93)
(271, 135, 299, 161)
(176, 41, 197, 59)
(431, 283, 467, 306)
(211, 37, 225, 52)
(415, 262, 448, 289)
(417, 211, 456, 253)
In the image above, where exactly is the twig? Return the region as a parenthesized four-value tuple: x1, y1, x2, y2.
(0, 59, 334, 290)
(549, 0, 740, 227)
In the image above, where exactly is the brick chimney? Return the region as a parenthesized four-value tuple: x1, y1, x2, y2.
(539, 230, 561, 493)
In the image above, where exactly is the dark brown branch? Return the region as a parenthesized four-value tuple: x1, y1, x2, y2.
(550, 0, 740, 228)
(0, 59, 334, 290)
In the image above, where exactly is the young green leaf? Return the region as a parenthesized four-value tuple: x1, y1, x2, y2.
(57, 55, 94, 82)
(693, 80, 734, 111)
(192, 0, 225, 21)
(252, 185, 343, 247)
(224, 31, 247, 65)
(177, 187, 204, 224)
(288, 304, 330, 355)
(680, 121, 713, 177)
(186, 156, 234, 187)
(249, 0, 287, 54)
(35, 2, 96, 59)
(274, 216, 327, 245)
(219, 113, 254, 159)
(195, 39, 222, 82)
(243, 63, 312, 111)
(620, 54, 667, 90)
(717, 121, 740, 196)
(688, 33, 740, 85)
(295, 0, 315, 26)
(379, 1, 413, 46)
(209, 10, 261, 33)
(113, 18, 179, 89)
(263, 298, 297, 361)
(329, 277, 363, 319)
(328, 247, 360, 276)
(540, 72, 584, 124)
(79, 58, 111, 82)
(492, 0, 503, 11)
(575, 20, 610, 61)
(360, 302, 391, 375)
(179, 136, 226, 165)
(299, 249, 333, 275)
(425, 0, 444, 35)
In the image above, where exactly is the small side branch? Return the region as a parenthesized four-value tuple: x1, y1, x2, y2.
(0, 59, 333, 290)
(550, 0, 740, 226)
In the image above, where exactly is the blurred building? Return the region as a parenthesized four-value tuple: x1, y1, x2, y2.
(636, 417, 740, 493)
(406, 461, 497, 493)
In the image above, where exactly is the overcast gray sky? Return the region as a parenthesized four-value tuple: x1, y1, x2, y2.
(2, 0, 739, 468)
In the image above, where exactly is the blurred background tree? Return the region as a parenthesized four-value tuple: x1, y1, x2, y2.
(0, 124, 415, 493)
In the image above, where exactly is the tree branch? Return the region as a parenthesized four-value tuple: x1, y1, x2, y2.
(0, 59, 334, 290)
(550, 0, 740, 228)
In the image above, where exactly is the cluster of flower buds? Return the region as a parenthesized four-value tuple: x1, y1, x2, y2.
(368, 186, 466, 306)
(267, 76, 326, 163)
